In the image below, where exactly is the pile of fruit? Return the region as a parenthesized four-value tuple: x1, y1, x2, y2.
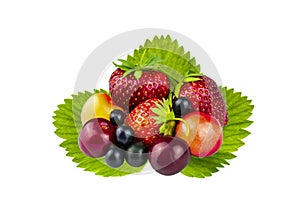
(53, 35, 254, 177)
(78, 55, 228, 175)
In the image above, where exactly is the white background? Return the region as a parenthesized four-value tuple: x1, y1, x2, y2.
(1, 0, 299, 199)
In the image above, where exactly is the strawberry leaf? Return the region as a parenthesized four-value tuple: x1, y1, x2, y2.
(180, 87, 254, 178)
(122, 35, 200, 89)
(53, 90, 145, 177)
(143, 53, 163, 66)
(139, 35, 200, 73)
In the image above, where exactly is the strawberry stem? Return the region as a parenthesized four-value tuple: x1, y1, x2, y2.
(162, 118, 190, 137)
(163, 121, 176, 136)
(152, 94, 190, 137)
(172, 118, 190, 137)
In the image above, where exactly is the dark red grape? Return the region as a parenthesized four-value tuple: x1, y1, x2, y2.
(125, 142, 148, 167)
(78, 118, 116, 158)
(149, 136, 190, 176)
(105, 146, 125, 168)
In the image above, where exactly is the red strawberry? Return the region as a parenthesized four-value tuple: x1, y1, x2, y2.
(179, 75, 228, 126)
(109, 68, 170, 114)
(109, 68, 137, 113)
(125, 98, 162, 146)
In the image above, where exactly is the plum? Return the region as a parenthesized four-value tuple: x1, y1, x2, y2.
(176, 112, 223, 157)
(78, 118, 116, 158)
(149, 136, 190, 176)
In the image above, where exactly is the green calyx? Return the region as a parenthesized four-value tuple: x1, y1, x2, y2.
(151, 94, 190, 137)
(113, 35, 201, 87)
(174, 71, 203, 97)
(113, 51, 163, 79)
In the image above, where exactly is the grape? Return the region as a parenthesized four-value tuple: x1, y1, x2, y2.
(149, 136, 190, 176)
(173, 97, 192, 118)
(125, 142, 148, 167)
(115, 125, 134, 149)
(78, 118, 116, 158)
(105, 146, 124, 168)
(110, 109, 125, 126)
(176, 112, 223, 157)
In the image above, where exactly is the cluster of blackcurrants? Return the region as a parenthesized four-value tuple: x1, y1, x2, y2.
(106, 110, 148, 168)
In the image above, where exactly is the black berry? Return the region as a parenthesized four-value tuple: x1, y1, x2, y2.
(105, 146, 125, 168)
(110, 109, 125, 126)
(173, 97, 192, 118)
(115, 125, 134, 149)
(125, 142, 148, 167)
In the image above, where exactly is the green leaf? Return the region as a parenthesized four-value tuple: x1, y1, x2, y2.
(53, 90, 145, 177)
(143, 53, 163, 66)
(181, 87, 254, 178)
(123, 35, 201, 88)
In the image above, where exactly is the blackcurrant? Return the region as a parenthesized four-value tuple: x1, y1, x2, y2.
(105, 146, 125, 168)
(125, 142, 148, 167)
(115, 125, 134, 149)
(110, 109, 125, 126)
(173, 97, 192, 118)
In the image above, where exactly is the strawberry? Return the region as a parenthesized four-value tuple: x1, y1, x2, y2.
(125, 98, 161, 146)
(125, 96, 183, 146)
(109, 68, 170, 114)
(109, 68, 137, 113)
(179, 75, 228, 126)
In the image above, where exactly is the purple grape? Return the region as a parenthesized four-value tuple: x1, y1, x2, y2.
(78, 118, 116, 158)
(149, 136, 190, 176)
